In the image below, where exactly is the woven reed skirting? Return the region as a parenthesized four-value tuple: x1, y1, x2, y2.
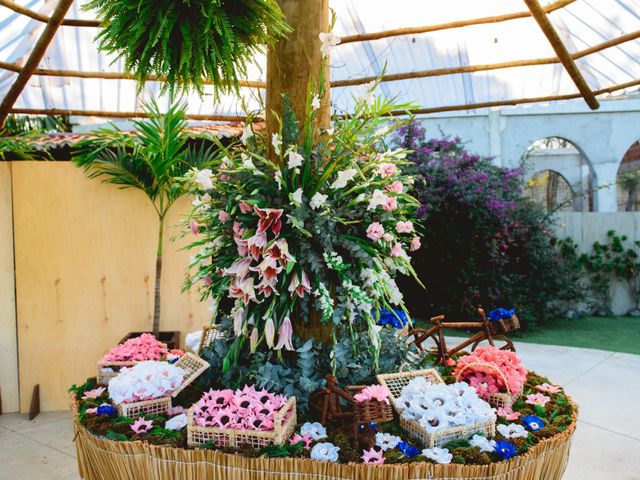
(72, 396, 578, 480)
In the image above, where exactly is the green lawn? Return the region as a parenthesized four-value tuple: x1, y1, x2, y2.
(436, 317, 640, 355)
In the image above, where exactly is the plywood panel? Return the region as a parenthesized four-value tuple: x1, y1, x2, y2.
(0, 162, 20, 412)
(12, 162, 211, 412)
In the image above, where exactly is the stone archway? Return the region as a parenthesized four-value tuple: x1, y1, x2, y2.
(616, 140, 640, 211)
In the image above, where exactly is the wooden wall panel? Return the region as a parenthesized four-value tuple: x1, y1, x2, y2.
(12, 162, 211, 412)
(0, 162, 20, 412)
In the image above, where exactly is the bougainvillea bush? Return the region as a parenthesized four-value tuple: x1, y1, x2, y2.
(394, 121, 576, 327)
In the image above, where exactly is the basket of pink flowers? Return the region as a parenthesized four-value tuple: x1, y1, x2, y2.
(453, 346, 527, 408)
(187, 386, 297, 448)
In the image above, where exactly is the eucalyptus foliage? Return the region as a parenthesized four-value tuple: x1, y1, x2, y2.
(85, 0, 291, 95)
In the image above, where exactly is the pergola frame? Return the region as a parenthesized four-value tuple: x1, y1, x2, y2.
(1, 0, 638, 126)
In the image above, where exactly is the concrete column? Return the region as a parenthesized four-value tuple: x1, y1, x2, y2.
(592, 162, 619, 212)
(488, 110, 503, 166)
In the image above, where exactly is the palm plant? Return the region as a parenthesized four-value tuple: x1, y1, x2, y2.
(73, 101, 216, 336)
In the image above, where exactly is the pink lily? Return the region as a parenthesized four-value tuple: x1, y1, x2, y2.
(131, 417, 153, 434)
(250, 256, 283, 282)
(256, 277, 280, 298)
(288, 271, 311, 298)
(254, 206, 283, 237)
(239, 201, 253, 214)
(224, 257, 253, 279)
(229, 277, 259, 304)
(233, 308, 245, 336)
(265, 238, 295, 267)
(275, 316, 294, 351)
(234, 237, 248, 256)
(246, 232, 268, 260)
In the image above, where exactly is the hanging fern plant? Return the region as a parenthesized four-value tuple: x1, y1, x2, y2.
(85, 0, 290, 95)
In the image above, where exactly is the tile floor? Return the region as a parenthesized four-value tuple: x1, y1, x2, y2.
(1, 340, 638, 479)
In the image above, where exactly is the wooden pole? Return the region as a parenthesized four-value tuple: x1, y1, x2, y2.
(0, 0, 75, 128)
(339, 0, 576, 45)
(7, 107, 248, 122)
(265, 0, 330, 161)
(524, 0, 599, 110)
(0, 0, 100, 27)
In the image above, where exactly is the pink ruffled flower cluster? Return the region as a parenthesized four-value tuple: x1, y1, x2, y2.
(354, 385, 391, 404)
(100, 334, 168, 362)
(453, 346, 527, 400)
(193, 385, 288, 432)
(226, 206, 309, 304)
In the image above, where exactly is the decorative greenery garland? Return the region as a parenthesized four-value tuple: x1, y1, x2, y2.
(85, 0, 291, 95)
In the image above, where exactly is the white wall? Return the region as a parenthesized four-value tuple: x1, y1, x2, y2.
(553, 212, 639, 315)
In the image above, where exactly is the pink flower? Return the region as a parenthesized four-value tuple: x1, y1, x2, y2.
(382, 233, 394, 242)
(410, 237, 421, 251)
(288, 271, 311, 298)
(387, 180, 403, 193)
(395, 221, 414, 233)
(535, 383, 561, 394)
(211, 407, 239, 428)
(246, 232, 268, 260)
(366, 222, 385, 241)
(496, 406, 521, 421)
(445, 358, 455, 367)
(239, 201, 253, 214)
(254, 206, 283, 237)
(354, 385, 391, 404)
(218, 210, 230, 223)
(467, 373, 500, 399)
(382, 196, 397, 211)
(525, 393, 551, 407)
(390, 243, 405, 257)
(378, 163, 397, 178)
(361, 447, 384, 465)
(275, 316, 294, 351)
(229, 276, 258, 304)
(250, 256, 283, 282)
(246, 413, 274, 431)
(166, 406, 185, 416)
(256, 277, 279, 298)
(290, 433, 313, 449)
(224, 257, 253, 279)
(189, 221, 200, 235)
(265, 238, 295, 267)
(131, 417, 153, 434)
(234, 237, 248, 256)
(82, 387, 106, 400)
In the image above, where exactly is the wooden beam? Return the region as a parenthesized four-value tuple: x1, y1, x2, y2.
(0, 0, 100, 27)
(389, 78, 640, 116)
(524, 0, 599, 110)
(8, 107, 248, 122)
(0, 0, 76, 128)
(339, 0, 575, 45)
(28, 384, 40, 420)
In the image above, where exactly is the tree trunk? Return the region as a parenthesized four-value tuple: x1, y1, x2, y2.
(266, 0, 330, 161)
(152, 217, 164, 336)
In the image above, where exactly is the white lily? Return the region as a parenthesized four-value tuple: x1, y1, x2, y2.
(330, 168, 357, 189)
(310, 192, 328, 210)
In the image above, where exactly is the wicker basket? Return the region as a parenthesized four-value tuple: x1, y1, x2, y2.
(170, 352, 210, 397)
(97, 361, 137, 385)
(455, 361, 520, 408)
(187, 396, 297, 448)
(378, 369, 495, 449)
(488, 314, 521, 335)
(198, 325, 227, 353)
(354, 399, 394, 424)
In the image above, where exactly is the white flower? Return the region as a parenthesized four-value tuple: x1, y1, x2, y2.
(422, 447, 452, 464)
(241, 153, 256, 170)
(470, 435, 496, 453)
(311, 442, 340, 462)
(184, 329, 203, 353)
(240, 123, 254, 145)
(108, 361, 185, 405)
(300, 422, 328, 441)
(498, 423, 529, 439)
(275, 171, 283, 190)
(375, 432, 402, 452)
(310, 192, 328, 210)
(318, 32, 341, 58)
(359, 81, 377, 105)
(165, 413, 187, 431)
(326, 128, 335, 136)
(418, 408, 449, 432)
(288, 150, 304, 169)
(290, 188, 303, 206)
(375, 126, 389, 137)
(195, 169, 213, 190)
(367, 189, 388, 210)
(272, 133, 282, 155)
(311, 95, 321, 111)
(330, 168, 357, 189)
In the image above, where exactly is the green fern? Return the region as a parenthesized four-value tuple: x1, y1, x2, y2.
(84, 0, 291, 96)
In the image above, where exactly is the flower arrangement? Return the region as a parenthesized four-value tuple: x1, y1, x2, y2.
(192, 385, 288, 431)
(354, 385, 391, 403)
(184, 83, 421, 372)
(453, 346, 528, 400)
(108, 361, 185, 404)
(100, 333, 168, 362)
(395, 377, 494, 431)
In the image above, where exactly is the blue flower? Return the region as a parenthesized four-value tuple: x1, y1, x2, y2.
(488, 308, 516, 322)
(358, 422, 378, 431)
(521, 415, 545, 431)
(376, 309, 409, 329)
(396, 441, 420, 458)
(494, 440, 517, 460)
(97, 404, 118, 417)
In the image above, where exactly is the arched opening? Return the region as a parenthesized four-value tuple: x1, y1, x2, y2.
(616, 141, 640, 212)
(522, 137, 594, 212)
